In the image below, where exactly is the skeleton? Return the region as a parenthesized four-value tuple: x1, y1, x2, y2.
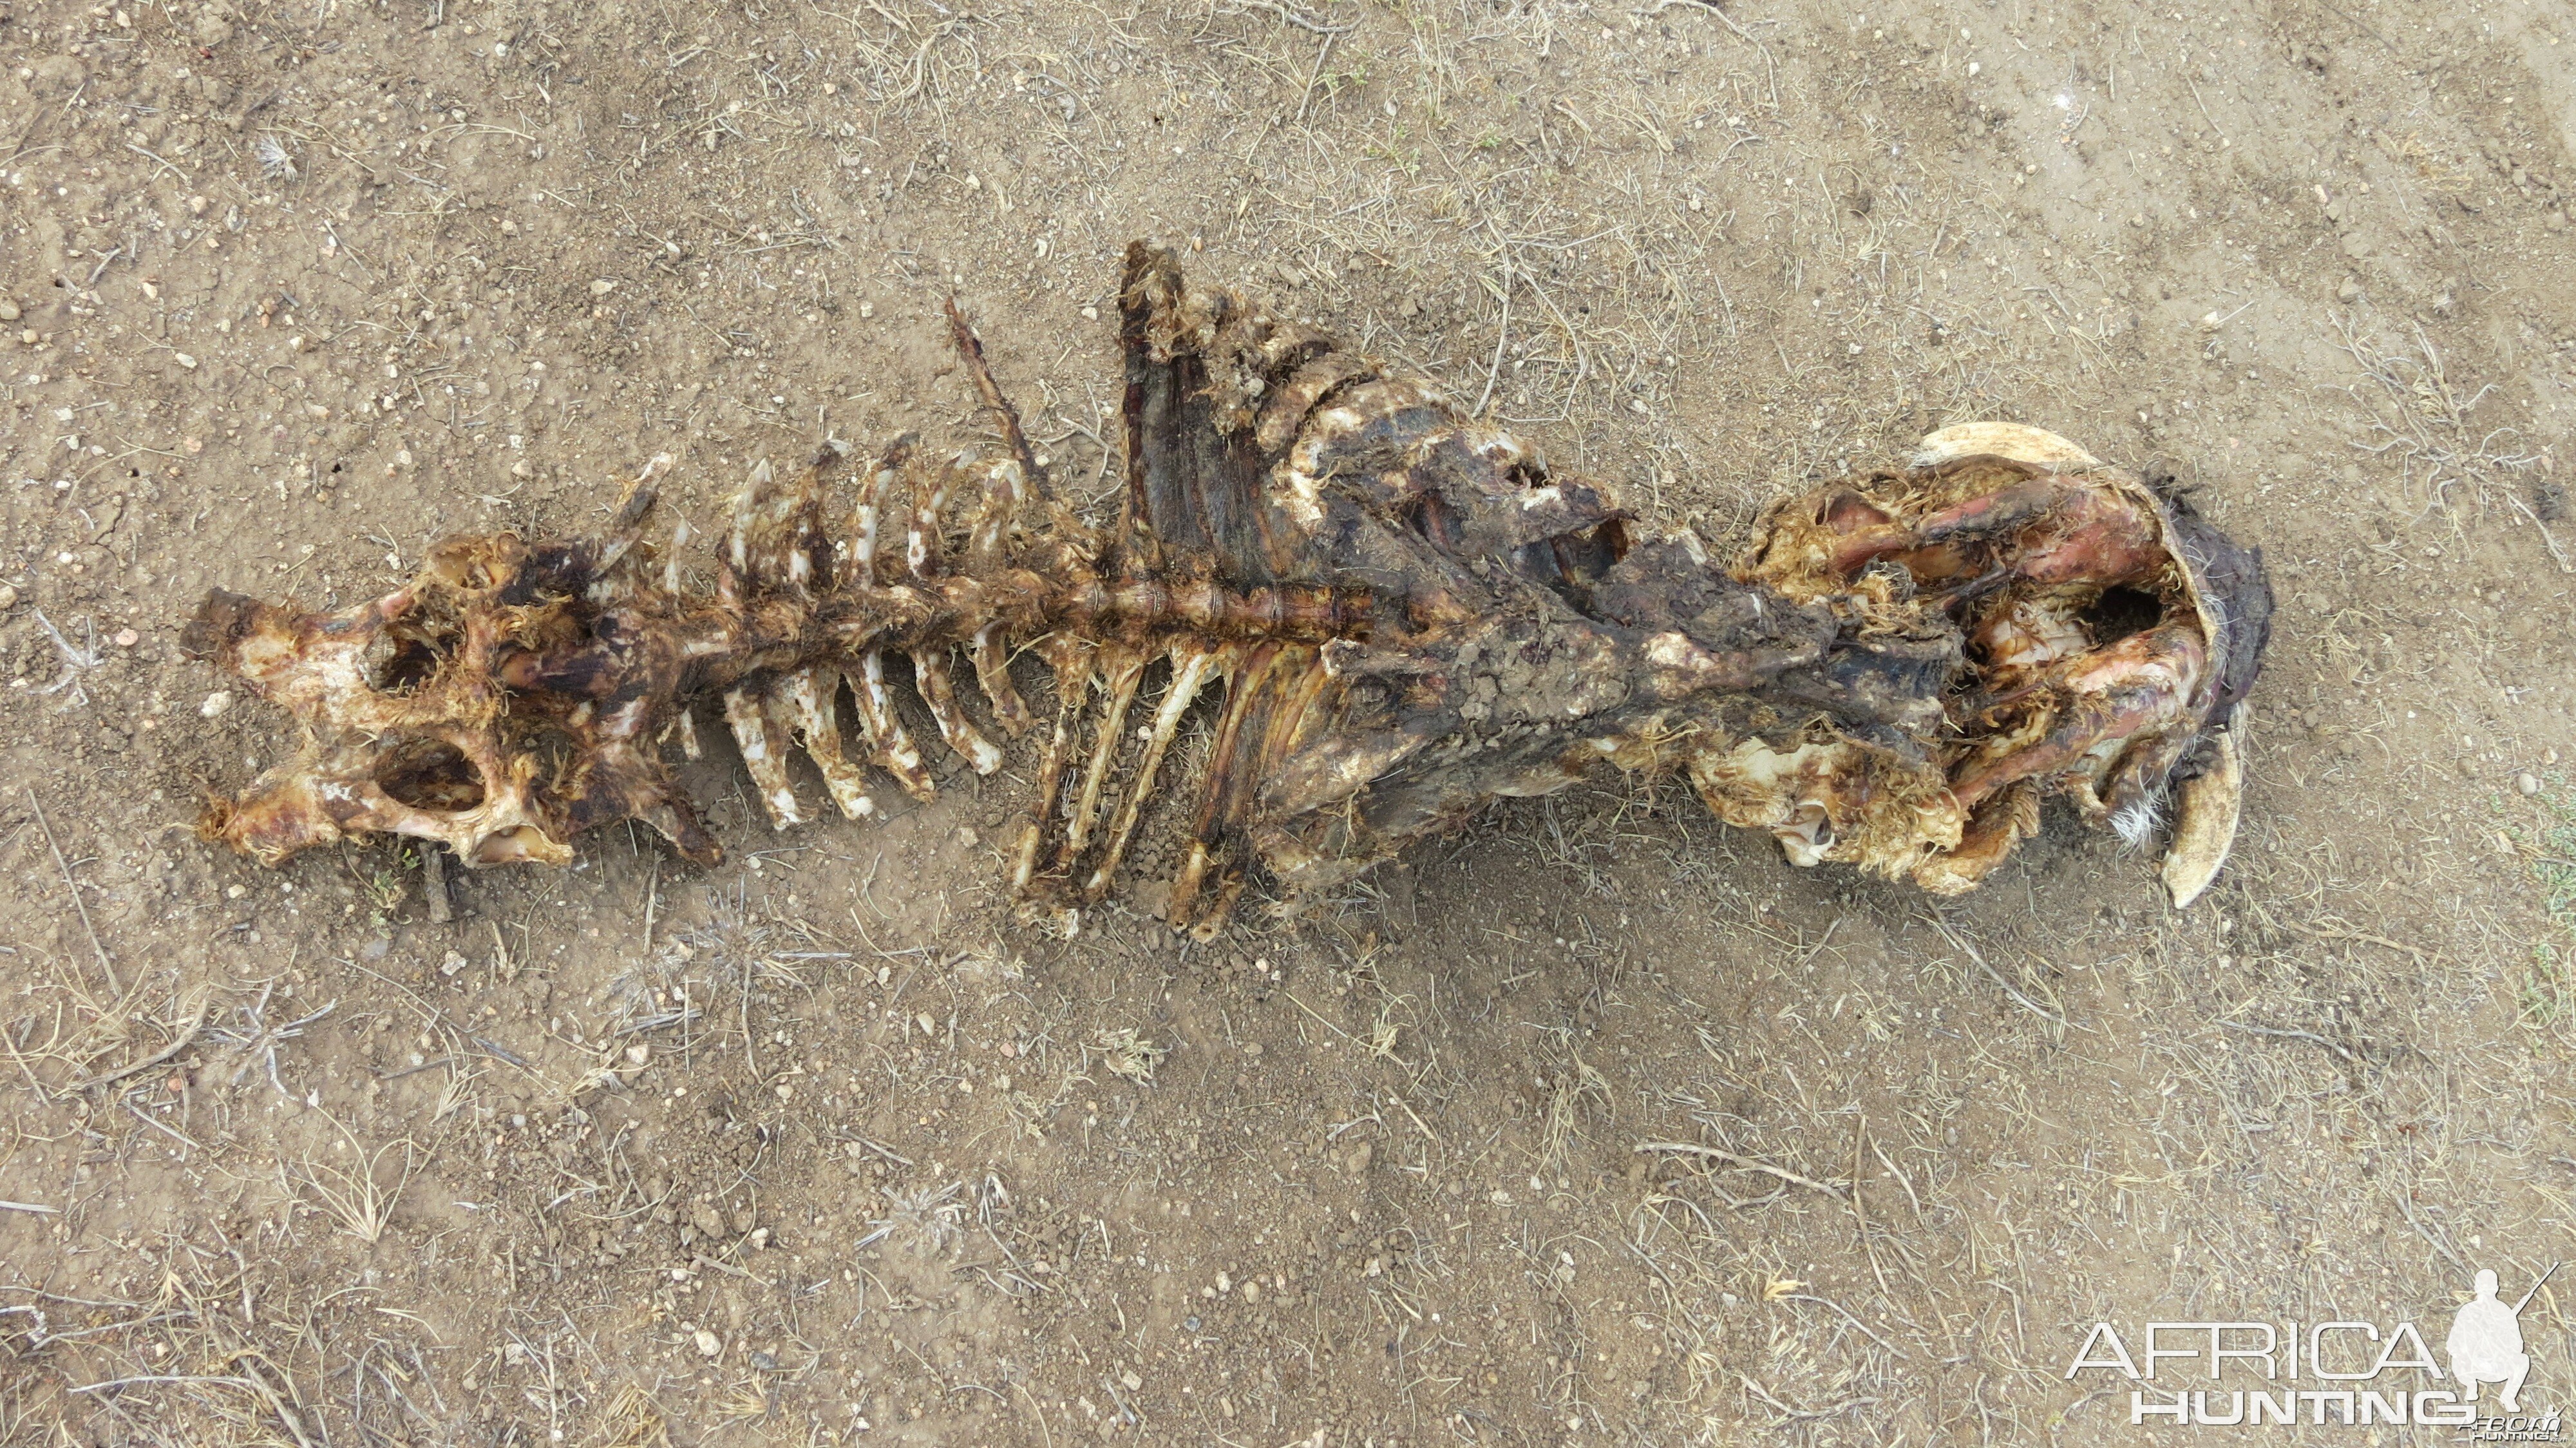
(182, 245, 2271, 934)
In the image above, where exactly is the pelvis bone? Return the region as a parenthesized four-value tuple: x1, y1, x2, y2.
(183, 245, 2271, 933)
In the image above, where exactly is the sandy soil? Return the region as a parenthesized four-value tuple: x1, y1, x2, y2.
(4, 0, 2574, 1442)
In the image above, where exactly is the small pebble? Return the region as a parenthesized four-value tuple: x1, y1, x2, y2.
(692, 1329, 722, 1358)
(114, 627, 138, 647)
(2336, 276, 2362, 303)
(200, 689, 234, 717)
(0, 584, 17, 611)
(0, 301, 17, 321)
(2517, 772, 2542, 797)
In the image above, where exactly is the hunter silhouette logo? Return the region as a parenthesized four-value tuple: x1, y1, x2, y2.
(2452, 1264, 2555, 1414)
(2062, 1262, 2561, 1431)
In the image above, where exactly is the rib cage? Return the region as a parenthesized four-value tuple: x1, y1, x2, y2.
(181, 245, 2274, 932)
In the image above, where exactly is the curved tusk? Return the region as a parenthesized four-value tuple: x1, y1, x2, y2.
(1913, 421, 2102, 472)
(2161, 726, 2245, 910)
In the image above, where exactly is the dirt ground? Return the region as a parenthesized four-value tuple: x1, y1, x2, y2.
(5, 0, 2575, 1442)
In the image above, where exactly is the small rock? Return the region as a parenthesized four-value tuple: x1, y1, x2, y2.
(113, 627, 138, 647)
(2517, 772, 2542, 797)
(2548, 210, 2569, 233)
(691, 1202, 726, 1239)
(0, 301, 17, 321)
(2336, 276, 2362, 303)
(440, 950, 468, 977)
(692, 1328, 723, 1358)
(200, 689, 234, 717)
(589, 278, 617, 296)
(625, 1042, 650, 1067)
(0, 584, 17, 611)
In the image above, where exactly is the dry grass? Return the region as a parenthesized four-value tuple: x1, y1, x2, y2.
(289, 1118, 421, 1246)
(1089, 1027, 1168, 1085)
(2515, 780, 2576, 1038)
(2332, 312, 2556, 548)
